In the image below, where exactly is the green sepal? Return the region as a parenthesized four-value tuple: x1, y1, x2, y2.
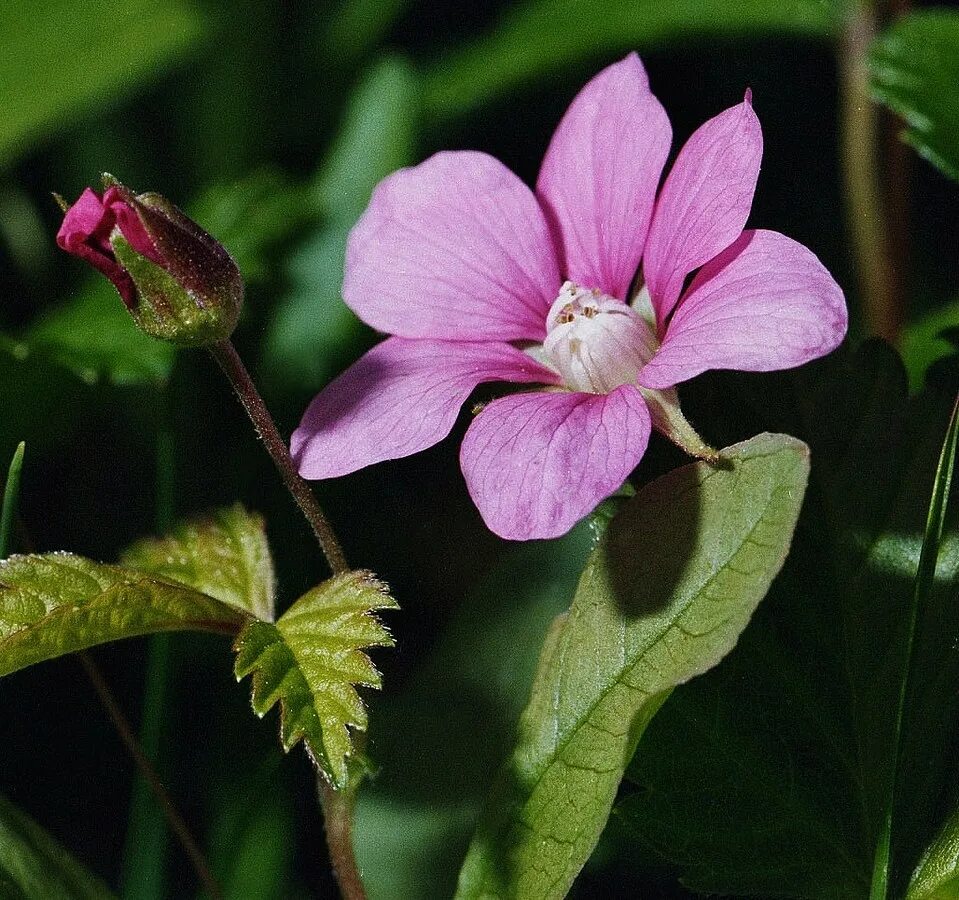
(111, 233, 238, 347)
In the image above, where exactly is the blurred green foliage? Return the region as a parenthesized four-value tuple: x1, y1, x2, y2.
(0, 0, 200, 168)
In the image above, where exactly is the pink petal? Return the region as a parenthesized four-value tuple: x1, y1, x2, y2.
(460, 385, 651, 540)
(536, 53, 671, 301)
(292, 337, 559, 479)
(104, 187, 163, 265)
(638, 229, 847, 389)
(343, 151, 560, 342)
(643, 94, 762, 325)
(56, 187, 137, 306)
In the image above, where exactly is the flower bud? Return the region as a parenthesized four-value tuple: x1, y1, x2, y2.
(56, 175, 242, 346)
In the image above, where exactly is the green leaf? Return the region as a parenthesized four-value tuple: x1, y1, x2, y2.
(614, 343, 959, 897)
(23, 284, 174, 386)
(121, 504, 275, 622)
(262, 55, 418, 395)
(313, 54, 419, 224)
(207, 757, 295, 900)
(0, 441, 25, 559)
(908, 804, 959, 900)
(0, 793, 114, 899)
(321, 0, 410, 64)
(0, 553, 245, 677)
(0, 0, 201, 167)
(455, 433, 810, 899)
(871, 10, 959, 182)
(872, 391, 959, 896)
(424, 0, 840, 120)
(234, 570, 397, 788)
(190, 168, 312, 285)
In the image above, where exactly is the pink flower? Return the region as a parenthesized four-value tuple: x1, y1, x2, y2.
(292, 54, 846, 541)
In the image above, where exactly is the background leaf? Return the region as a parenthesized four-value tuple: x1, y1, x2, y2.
(900, 297, 959, 392)
(21, 284, 174, 387)
(121, 504, 275, 622)
(870, 9, 959, 182)
(424, 0, 840, 120)
(0, 0, 201, 168)
(0, 793, 114, 899)
(0, 442, 25, 559)
(354, 525, 594, 899)
(0, 553, 244, 676)
(261, 54, 418, 397)
(234, 570, 397, 788)
(456, 433, 810, 899)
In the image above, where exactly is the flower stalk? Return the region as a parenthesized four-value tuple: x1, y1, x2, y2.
(208, 338, 363, 899)
(208, 339, 349, 577)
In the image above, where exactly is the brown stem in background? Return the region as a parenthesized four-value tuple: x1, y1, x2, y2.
(881, 0, 912, 337)
(839, 1, 904, 342)
(209, 340, 349, 576)
(209, 339, 364, 899)
(78, 652, 224, 900)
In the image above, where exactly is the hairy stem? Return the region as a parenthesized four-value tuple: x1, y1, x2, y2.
(318, 778, 367, 900)
(209, 339, 364, 899)
(839, 1, 903, 342)
(79, 652, 224, 900)
(209, 339, 349, 576)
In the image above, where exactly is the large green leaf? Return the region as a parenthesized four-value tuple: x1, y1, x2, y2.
(0, 0, 201, 167)
(122, 504, 275, 622)
(614, 343, 959, 897)
(234, 570, 397, 788)
(455, 433, 810, 899)
(908, 804, 959, 900)
(0, 553, 245, 676)
(261, 55, 418, 395)
(424, 0, 840, 119)
(0, 793, 114, 899)
(22, 284, 174, 387)
(871, 10, 959, 182)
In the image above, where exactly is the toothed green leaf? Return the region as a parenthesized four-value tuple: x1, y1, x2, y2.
(0, 553, 244, 677)
(234, 570, 398, 787)
(122, 504, 275, 622)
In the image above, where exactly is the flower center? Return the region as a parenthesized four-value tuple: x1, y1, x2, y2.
(543, 281, 658, 394)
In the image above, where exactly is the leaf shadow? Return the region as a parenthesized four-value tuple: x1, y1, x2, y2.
(604, 460, 704, 620)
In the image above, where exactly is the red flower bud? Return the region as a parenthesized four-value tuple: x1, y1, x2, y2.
(56, 176, 242, 346)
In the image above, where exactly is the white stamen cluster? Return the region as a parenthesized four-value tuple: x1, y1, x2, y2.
(543, 281, 658, 394)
